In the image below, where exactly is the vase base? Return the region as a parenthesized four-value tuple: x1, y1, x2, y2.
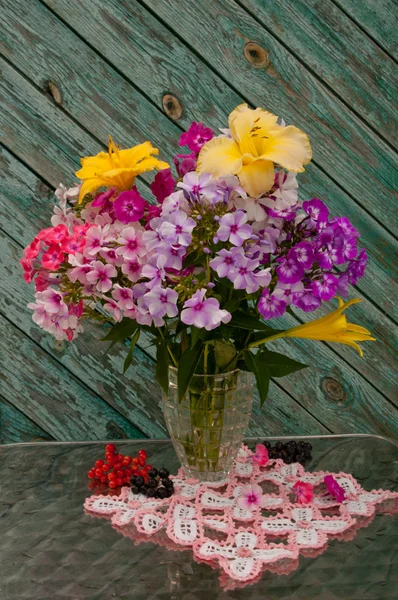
(182, 465, 230, 483)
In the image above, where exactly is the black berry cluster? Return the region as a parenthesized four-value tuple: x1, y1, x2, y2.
(131, 467, 174, 499)
(263, 440, 312, 465)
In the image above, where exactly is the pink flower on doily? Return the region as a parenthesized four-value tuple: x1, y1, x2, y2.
(324, 475, 346, 503)
(238, 484, 268, 510)
(292, 481, 314, 504)
(252, 444, 269, 466)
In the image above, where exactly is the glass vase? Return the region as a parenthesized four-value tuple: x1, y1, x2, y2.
(162, 367, 253, 482)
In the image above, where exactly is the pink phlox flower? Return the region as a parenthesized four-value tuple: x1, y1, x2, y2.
(86, 261, 117, 293)
(145, 204, 162, 225)
(143, 285, 178, 319)
(143, 220, 163, 251)
(111, 284, 135, 310)
(121, 258, 143, 283)
(83, 225, 104, 257)
(91, 188, 116, 207)
(34, 288, 67, 315)
(161, 191, 190, 215)
(179, 122, 213, 153)
(292, 481, 314, 505)
(34, 273, 52, 292)
(116, 227, 147, 260)
(41, 244, 64, 270)
(23, 238, 42, 260)
(103, 298, 123, 322)
(135, 294, 165, 327)
(324, 475, 346, 503)
(20, 258, 35, 283)
(237, 483, 268, 511)
(113, 188, 147, 223)
(181, 288, 231, 330)
(61, 234, 85, 255)
(54, 183, 80, 205)
(67, 254, 92, 285)
(68, 299, 84, 318)
(217, 211, 252, 247)
(173, 153, 197, 177)
(99, 247, 123, 266)
(158, 210, 196, 246)
(252, 444, 269, 466)
(150, 168, 175, 204)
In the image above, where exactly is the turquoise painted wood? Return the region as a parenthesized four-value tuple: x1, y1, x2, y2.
(0, 0, 397, 442)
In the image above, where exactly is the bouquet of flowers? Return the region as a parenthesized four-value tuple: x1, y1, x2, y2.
(22, 104, 374, 405)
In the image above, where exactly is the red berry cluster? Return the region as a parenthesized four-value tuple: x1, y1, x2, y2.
(87, 444, 151, 490)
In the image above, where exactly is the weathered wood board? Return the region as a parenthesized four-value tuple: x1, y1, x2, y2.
(0, 0, 396, 442)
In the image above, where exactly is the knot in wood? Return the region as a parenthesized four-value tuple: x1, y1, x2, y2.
(46, 81, 63, 106)
(162, 94, 183, 121)
(322, 377, 347, 404)
(244, 42, 269, 68)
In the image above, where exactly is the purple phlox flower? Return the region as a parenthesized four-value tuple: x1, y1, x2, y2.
(266, 200, 298, 221)
(234, 196, 268, 222)
(116, 227, 147, 260)
(331, 216, 360, 238)
(258, 288, 288, 320)
(217, 210, 252, 247)
(292, 289, 321, 312)
(174, 153, 197, 177)
(113, 188, 147, 223)
(83, 225, 104, 257)
(237, 483, 268, 511)
(272, 171, 298, 206)
(161, 191, 189, 215)
(177, 172, 219, 202)
(135, 294, 165, 327)
(276, 257, 304, 284)
(158, 210, 196, 246)
(143, 220, 163, 251)
(254, 225, 280, 255)
(209, 248, 240, 278)
(230, 255, 271, 294)
(86, 261, 117, 293)
(332, 229, 358, 265)
(157, 242, 186, 270)
(345, 248, 367, 285)
(314, 247, 334, 270)
(311, 273, 338, 301)
(92, 188, 116, 207)
(141, 254, 167, 289)
(288, 241, 314, 270)
(121, 258, 143, 283)
(217, 175, 247, 204)
(181, 288, 231, 330)
(150, 168, 175, 204)
(179, 122, 213, 153)
(111, 284, 135, 310)
(276, 281, 304, 305)
(324, 475, 346, 503)
(143, 285, 178, 319)
(99, 246, 123, 266)
(336, 273, 349, 297)
(302, 198, 329, 230)
(103, 298, 123, 322)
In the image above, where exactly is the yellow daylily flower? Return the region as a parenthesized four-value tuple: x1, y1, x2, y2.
(251, 298, 375, 357)
(76, 137, 169, 202)
(197, 104, 312, 197)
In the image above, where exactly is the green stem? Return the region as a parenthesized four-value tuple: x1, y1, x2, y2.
(248, 331, 285, 348)
(204, 343, 209, 374)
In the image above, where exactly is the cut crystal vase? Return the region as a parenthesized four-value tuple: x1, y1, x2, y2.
(162, 368, 253, 482)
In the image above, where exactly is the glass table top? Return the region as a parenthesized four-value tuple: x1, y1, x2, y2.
(0, 435, 397, 599)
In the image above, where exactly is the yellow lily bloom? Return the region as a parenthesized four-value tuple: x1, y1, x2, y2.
(76, 137, 169, 202)
(197, 104, 312, 197)
(251, 298, 375, 357)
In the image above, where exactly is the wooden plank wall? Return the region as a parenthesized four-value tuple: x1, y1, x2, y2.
(0, 0, 397, 443)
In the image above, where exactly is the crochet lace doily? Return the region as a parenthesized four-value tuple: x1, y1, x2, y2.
(84, 445, 398, 588)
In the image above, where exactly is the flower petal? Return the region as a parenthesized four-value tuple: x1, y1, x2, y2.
(238, 159, 275, 197)
(260, 125, 312, 172)
(197, 136, 242, 178)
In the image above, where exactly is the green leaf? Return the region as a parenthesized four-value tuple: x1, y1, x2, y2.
(263, 350, 308, 377)
(155, 341, 170, 395)
(244, 350, 270, 406)
(178, 344, 203, 401)
(229, 311, 275, 332)
(101, 319, 138, 342)
(190, 326, 201, 348)
(213, 339, 237, 371)
(122, 330, 140, 374)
